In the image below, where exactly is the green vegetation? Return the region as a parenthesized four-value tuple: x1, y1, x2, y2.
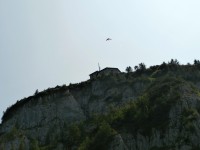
(181, 108, 199, 133)
(3, 59, 200, 123)
(30, 139, 40, 150)
(34, 89, 39, 96)
(3, 59, 200, 149)
(125, 66, 133, 73)
(62, 76, 184, 149)
(78, 122, 116, 150)
(150, 145, 175, 150)
(19, 139, 25, 150)
(110, 77, 182, 136)
(66, 123, 82, 147)
(0, 126, 22, 142)
(58, 121, 117, 150)
(1, 80, 92, 123)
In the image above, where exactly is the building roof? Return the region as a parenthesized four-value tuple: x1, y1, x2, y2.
(100, 67, 120, 72)
(89, 70, 99, 76)
(89, 67, 120, 76)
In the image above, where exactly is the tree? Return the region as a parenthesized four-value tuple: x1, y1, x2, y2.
(160, 62, 167, 70)
(125, 66, 133, 73)
(134, 63, 146, 73)
(138, 63, 146, 71)
(194, 59, 200, 66)
(67, 124, 81, 147)
(169, 59, 179, 65)
(89, 122, 116, 150)
(134, 65, 138, 71)
(19, 140, 25, 150)
(34, 89, 39, 95)
(30, 139, 40, 150)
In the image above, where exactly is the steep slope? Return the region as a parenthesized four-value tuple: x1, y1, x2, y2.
(0, 73, 151, 149)
(66, 77, 200, 150)
(1, 63, 200, 150)
(109, 77, 200, 150)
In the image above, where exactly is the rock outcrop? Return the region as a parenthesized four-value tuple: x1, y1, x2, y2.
(1, 64, 200, 150)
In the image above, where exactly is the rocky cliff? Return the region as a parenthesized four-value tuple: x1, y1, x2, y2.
(1, 63, 200, 150)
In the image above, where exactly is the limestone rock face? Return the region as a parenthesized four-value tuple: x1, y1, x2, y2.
(0, 91, 87, 149)
(108, 80, 200, 150)
(1, 70, 200, 150)
(0, 74, 147, 149)
(109, 135, 128, 150)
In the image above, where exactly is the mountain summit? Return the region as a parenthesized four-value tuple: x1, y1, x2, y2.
(1, 61, 200, 150)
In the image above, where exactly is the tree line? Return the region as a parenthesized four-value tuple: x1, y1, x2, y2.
(125, 59, 200, 73)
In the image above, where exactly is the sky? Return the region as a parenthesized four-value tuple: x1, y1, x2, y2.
(1, 0, 200, 121)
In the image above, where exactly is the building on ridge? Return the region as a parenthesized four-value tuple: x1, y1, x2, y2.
(89, 67, 121, 79)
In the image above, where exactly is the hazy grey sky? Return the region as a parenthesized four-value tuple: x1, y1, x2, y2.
(1, 0, 200, 121)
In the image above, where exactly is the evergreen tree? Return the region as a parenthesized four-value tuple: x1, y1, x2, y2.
(34, 89, 39, 95)
(125, 66, 133, 73)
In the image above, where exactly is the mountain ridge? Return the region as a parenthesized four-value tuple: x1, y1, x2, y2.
(2, 60, 200, 149)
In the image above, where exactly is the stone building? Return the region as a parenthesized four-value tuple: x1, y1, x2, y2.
(89, 67, 121, 79)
